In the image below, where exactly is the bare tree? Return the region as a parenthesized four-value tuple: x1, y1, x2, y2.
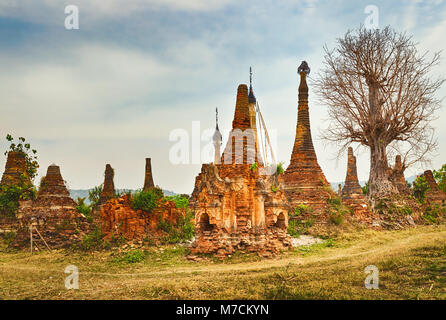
(314, 26, 444, 202)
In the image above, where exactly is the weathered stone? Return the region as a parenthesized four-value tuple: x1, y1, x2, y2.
(283, 62, 335, 212)
(0, 151, 30, 186)
(99, 164, 115, 205)
(143, 158, 155, 190)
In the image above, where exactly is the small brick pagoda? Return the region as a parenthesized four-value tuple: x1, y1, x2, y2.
(341, 147, 371, 218)
(99, 164, 115, 205)
(14, 164, 90, 248)
(190, 82, 292, 258)
(283, 61, 335, 212)
(421, 170, 446, 204)
(0, 151, 31, 186)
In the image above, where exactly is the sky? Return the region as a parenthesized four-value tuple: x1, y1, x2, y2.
(0, 0, 445, 194)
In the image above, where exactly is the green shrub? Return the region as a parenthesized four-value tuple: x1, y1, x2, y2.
(113, 250, 146, 264)
(433, 164, 446, 193)
(330, 212, 344, 225)
(2, 231, 16, 246)
(81, 227, 105, 250)
(362, 182, 369, 195)
(158, 210, 195, 244)
(131, 188, 163, 212)
(327, 196, 342, 206)
(276, 162, 284, 175)
(76, 197, 91, 215)
(163, 195, 189, 208)
(0, 182, 36, 218)
(88, 185, 102, 208)
(413, 176, 430, 203)
(249, 162, 258, 173)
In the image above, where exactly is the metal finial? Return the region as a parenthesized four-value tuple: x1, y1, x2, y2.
(215, 107, 219, 129)
(249, 67, 252, 88)
(298, 61, 310, 75)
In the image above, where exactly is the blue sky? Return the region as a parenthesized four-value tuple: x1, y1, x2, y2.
(0, 0, 445, 193)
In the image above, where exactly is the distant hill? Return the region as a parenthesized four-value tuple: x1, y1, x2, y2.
(330, 175, 418, 191)
(69, 188, 178, 204)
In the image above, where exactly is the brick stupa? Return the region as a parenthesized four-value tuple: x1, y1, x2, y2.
(421, 170, 446, 204)
(99, 164, 115, 205)
(283, 61, 334, 212)
(341, 147, 371, 218)
(143, 158, 155, 190)
(190, 82, 291, 259)
(0, 151, 31, 186)
(15, 164, 90, 248)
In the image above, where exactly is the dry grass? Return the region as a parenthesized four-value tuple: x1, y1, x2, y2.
(0, 225, 445, 300)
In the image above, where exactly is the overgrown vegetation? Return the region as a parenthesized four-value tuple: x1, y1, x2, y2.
(0, 135, 38, 218)
(131, 188, 163, 212)
(157, 210, 195, 244)
(4, 134, 39, 181)
(163, 194, 189, 208)
(75, 197, 93, 222)
(112, 250, 146, 264)
(326, 196, 351, 225)
(287, 205, 314, 237)
(249, 162, 258, 173)
(422, 204, 446, 224)
(276, 162, 284, 175)
(413, 176, 430, 203)
(88, 184, 102, 208)
(433, 164, 446, 193)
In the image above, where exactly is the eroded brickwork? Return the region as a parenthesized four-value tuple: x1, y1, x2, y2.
(143, 158, 155, 190)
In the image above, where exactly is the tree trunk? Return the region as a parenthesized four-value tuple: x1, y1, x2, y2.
(368, 142, 398, 203)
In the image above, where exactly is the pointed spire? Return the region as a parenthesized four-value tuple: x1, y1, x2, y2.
(143, 158, 155, 190)
(248, 67, 256, 104)
(213, 107, 222, 144)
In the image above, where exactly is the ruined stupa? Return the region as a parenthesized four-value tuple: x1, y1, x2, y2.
(190, 81, 291, 258)
(143, 158, 155, 190)
(0, 151, 30, 186)
(341, 147, 370, 217)
(99, 164, 115, 205)
(283, 61, 335, 212)
(15, 164, 90, 248)
(390, 155, 410, 194)
(421, 170, 446, 204)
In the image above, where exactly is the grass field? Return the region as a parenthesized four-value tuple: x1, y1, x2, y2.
(0, 225, 445, 300)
